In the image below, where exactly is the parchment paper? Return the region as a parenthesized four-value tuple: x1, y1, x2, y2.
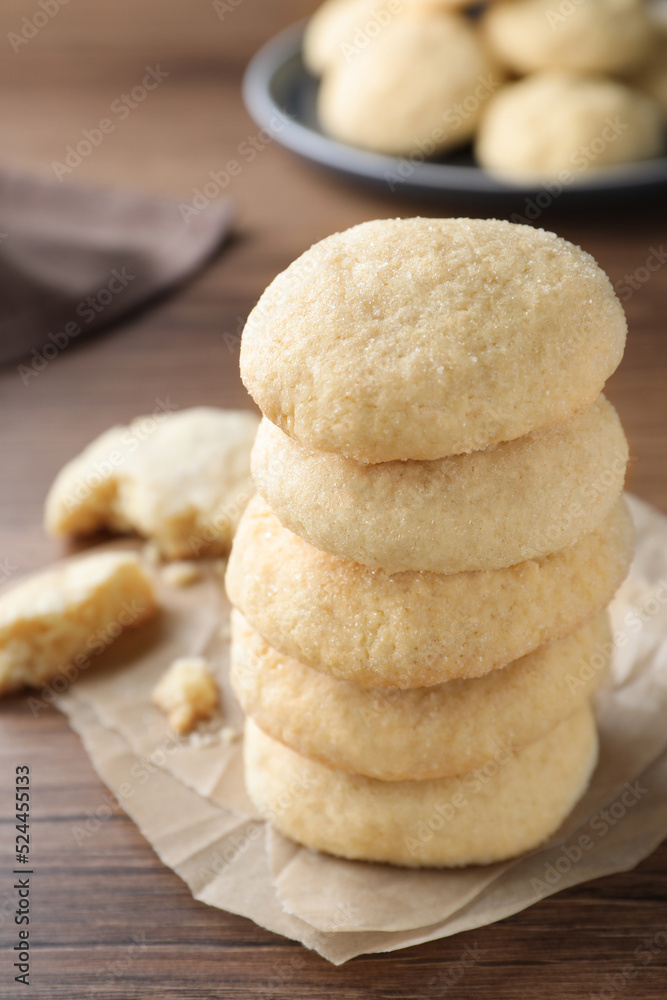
(55, 494, 667, 964)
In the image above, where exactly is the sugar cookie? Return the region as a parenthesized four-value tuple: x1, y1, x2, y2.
(252, 396, 627, 573)
(318, 12, 499, 156)
(477, 73, 663, 181)
(244, 706, 598, 866)
(240, 219, 626, 462)
(225, 495, 633, 687)
(303, 0, 399, 75)
(483, 0, 653, 75)
(231, 611, 609, 780)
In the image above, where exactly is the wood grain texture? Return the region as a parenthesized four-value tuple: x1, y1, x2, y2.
(0, 1, 666, 996)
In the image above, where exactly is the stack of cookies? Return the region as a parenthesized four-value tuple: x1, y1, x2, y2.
(226, 217, 634, 867)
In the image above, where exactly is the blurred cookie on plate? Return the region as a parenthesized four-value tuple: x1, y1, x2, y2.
(476, 72, 664, 181)
(318, 10, 501, 156)
(483, 0, 654, 75)
(303, 0, 393, 74)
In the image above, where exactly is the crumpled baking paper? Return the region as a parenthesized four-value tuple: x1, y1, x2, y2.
(52, 494, 667, 964)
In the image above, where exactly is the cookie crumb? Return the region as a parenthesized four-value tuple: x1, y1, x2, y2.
(161, 561, 201, 588)
(188, 724, 240, 749)
(219, 725, 240, 745)
(152, 656, 219, 735)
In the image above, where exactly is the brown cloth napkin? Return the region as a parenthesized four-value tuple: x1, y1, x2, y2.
(0, 166, 234, 366)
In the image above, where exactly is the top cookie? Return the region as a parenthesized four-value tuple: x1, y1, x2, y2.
(240, 218, 626, 462)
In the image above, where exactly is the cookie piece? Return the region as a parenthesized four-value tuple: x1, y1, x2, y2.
(240, 219, 626, 462)
(244, 706, 598, 867)
(318, 11, 499, 156)
(477, 73, 663, 182)
(0, 551, 157, 697)
(483, 0, 653, 75)
(252, 396, 627, 574)
(225, 495, 633, 688)
(45, 408, 259, 559)
(152, 657, 219, 735)
(231, 611, 608, 781)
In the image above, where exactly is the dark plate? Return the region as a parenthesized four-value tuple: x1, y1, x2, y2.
(242, 22, 667, 203)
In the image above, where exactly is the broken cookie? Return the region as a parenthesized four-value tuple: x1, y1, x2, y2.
(0, 551, 157, 696)
(45, 407, 259, 559)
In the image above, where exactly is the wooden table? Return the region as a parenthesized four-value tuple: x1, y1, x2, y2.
(1, 1, 666, 996)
